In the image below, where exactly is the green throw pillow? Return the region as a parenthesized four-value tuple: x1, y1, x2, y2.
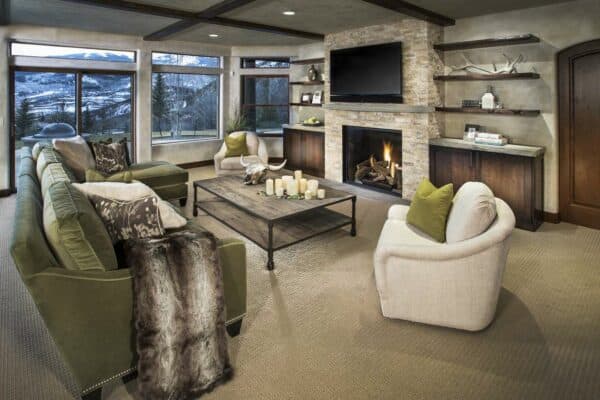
(224, 133, 249, 158)
(406, 179, 454, 242)
(85, 168, 133, 183)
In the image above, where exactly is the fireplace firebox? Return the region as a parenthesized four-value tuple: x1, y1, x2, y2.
(342, 126, 402, 196)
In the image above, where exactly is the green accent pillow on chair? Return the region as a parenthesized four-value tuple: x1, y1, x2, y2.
(224, 133, 249, 157)
(406, 179, 454, 242)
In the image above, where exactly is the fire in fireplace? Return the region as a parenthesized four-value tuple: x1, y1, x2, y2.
(343, 126, 402, 196)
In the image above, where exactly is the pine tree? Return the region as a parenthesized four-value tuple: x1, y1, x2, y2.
(82, 105, 94, 134)
(15, 98, 35, 138)
(152, 73, 169, 134)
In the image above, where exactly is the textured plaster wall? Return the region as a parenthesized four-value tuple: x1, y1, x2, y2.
(442, 0, 600, 213)
(324, 19, 443, 199)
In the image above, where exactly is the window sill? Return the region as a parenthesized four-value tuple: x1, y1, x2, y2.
(256, 130, 283, 138)
(151, 138, 222, 146)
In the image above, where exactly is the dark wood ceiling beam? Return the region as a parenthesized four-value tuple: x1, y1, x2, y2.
(145, 0, 258, 41)
(61, 0, 191, 19)
(209, 17, 324, 40)
(361, 0, 455, 26)
(1, 0, 10, 26)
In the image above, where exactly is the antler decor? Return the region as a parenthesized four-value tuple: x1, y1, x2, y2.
(449, 53, 524, 75)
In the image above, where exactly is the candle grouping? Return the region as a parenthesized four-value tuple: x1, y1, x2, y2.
(263, 170, 325, 200)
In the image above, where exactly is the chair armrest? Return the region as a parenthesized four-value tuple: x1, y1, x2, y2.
(257, 137, 269, 165)
(214, 142, 227, 174)
(376, 198, 515, 262)
(388, 204, 409, 221)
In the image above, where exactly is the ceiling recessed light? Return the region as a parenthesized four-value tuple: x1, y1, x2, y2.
(282, 11, 295, 16)
(209, 34, 219, 38)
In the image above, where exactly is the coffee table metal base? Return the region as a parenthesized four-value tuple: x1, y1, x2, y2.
(194, 194, 356, 270)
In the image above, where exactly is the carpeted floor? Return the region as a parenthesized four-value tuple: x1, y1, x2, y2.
(1, 167, 600, 399)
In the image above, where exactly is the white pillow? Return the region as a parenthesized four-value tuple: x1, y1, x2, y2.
(72, 181, 187, 230)
(446, 182, 497, 243)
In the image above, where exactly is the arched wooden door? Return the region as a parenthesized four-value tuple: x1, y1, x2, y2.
(558, 39, 600, 229)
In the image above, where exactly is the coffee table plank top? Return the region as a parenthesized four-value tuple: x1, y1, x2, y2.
(194, 172, 355, 222)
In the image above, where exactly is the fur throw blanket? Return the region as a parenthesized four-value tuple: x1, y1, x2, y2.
(124, 230, 232, 400)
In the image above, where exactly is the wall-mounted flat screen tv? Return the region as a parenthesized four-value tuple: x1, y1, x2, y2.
(330, 42, 403, 103)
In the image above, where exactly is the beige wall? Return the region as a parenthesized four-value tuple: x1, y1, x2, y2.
(442, 0, 600, 213)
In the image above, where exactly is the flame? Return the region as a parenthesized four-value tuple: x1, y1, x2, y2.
(383, 141, 392, 165)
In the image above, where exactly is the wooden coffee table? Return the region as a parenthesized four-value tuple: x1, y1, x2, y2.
(193, 173, 356, 270)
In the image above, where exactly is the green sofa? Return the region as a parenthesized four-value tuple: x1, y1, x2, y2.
(10, 147, 247, 399)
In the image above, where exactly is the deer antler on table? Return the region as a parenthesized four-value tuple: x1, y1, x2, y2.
(449, 53, 524, 75)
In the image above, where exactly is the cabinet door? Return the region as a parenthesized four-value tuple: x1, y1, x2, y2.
(302, 131, 325, 177)
(479, 152, 534, 228)
(283, 129, 304, 171)
(430, 147, 476, 191)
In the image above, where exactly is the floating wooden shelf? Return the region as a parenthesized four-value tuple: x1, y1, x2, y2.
(290, 57, 325, 65)
(434, 73, 540, 81)
(290, 80, 325, 85)
(434, 34, 540, 51)
(290, 103, 323, 107)
(435, 107, 540, 116)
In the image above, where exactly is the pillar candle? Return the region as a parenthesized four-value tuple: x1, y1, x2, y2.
(317, 189, 326, 199)
(287, 180, 298, 196)
(294, 170, 303, 181)
(307, 179, 319, 194)
(281, 175, 293, 190)
(304, 190, 313, 200)
(299, 178, 308, 194)
(275, 187, 284, 197)
(265, 179, 274, 196)
(275, 178, 283, 191)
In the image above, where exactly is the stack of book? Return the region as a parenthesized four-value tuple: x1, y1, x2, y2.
(474, 132, 508, 146)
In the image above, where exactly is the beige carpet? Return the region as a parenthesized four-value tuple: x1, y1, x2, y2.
(1, 167, 600, 399)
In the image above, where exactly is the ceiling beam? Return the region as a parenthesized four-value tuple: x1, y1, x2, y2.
(361, 0, 455, 26)
(61, 0, 323, 42)
(0, 0, 10, 26)
(145, 0, 257, 41)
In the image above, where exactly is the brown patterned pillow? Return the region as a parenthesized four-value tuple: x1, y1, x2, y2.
(91, 141, 128, 175)
(88, 194, 165, 243)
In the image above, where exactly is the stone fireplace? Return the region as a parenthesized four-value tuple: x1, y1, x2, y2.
(322, 18, 444, 200)
(343, 126, 403, 196)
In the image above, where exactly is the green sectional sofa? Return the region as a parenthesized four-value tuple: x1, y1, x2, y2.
(10, 147, 247, 399)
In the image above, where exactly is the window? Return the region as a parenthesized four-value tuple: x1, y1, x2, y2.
(241, 58, 290, 69)
(12, 69, 134, 184)
(151, 51, 222, 144)
(11, 42, 135, 63)
(241, 76, 289, 134)
(152, 52, 220, 68)
(152, 73, 219, 142)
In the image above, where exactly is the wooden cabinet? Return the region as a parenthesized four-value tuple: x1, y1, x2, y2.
(283, 128, 325, 178)
(430, 144, 544, 231)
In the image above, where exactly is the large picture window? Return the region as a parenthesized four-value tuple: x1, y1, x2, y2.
(151, 52, 221, 144)
(12, 68, 134, 184)
(241, 75, 289, 134)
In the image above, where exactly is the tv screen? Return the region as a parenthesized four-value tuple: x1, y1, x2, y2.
(330, 42, 403, 103)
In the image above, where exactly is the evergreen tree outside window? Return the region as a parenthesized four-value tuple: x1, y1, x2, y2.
(241, 76, 289, 134)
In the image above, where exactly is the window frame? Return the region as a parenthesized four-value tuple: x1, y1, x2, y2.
(151, 55, 224, 146)
(240, 74, 290, 137)
(151, 51, 220, 68)
(9, 40, 137, 63)
(9, 66, 136, 191)
(241, 57, 291, 69)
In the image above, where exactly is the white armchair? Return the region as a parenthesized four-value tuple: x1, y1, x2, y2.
(214, 131, 269, 176)
(374, 193, 515, 331)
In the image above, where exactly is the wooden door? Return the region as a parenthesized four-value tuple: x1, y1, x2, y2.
(301, 131, 325, 177)
(283, 129, 303, 172)
(429, 147, 476, 191)
(558, 39, 600, 229)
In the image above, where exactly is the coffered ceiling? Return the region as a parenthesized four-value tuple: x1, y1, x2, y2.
(8, 0, 573, 46)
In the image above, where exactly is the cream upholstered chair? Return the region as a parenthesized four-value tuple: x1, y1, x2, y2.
(373, 182, 516, 331)
(214, 131, 268, 176)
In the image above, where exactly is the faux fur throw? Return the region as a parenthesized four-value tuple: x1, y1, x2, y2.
(124, 230, 232, 400)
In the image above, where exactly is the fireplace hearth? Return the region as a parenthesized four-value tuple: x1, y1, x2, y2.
(343, 126, 402, 196)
